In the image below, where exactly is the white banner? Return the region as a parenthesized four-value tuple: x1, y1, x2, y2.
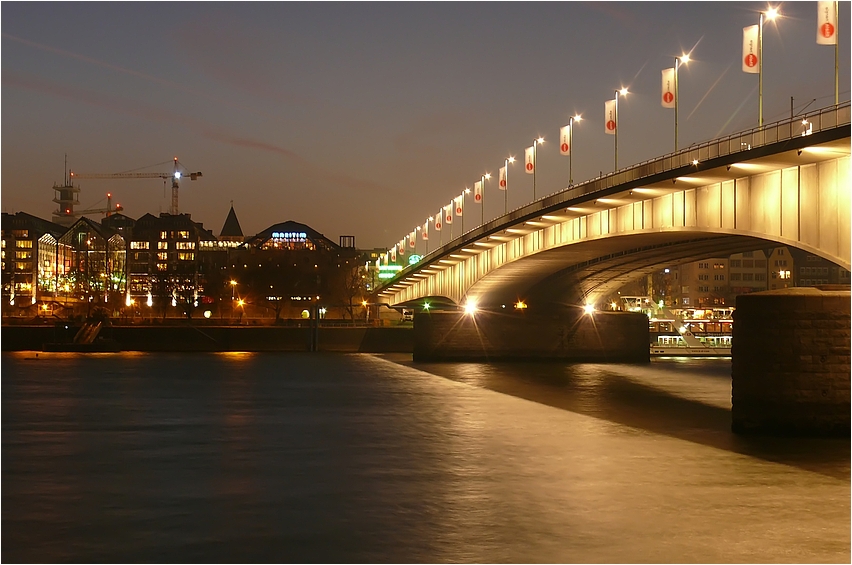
(498, 165, 507, 190)
(817, 1, 838, 44)
(390, 247, 396, 262)
(742, 25, 759, 73)
(398, 240, 405, 255)
(661, 67, 676, 108)
(444, 204, 453, 224)
(559, 125, 571, 155)
(422, 222, 428, 240)
(435, 211, 442, 231)
(524, 146, 535, 174)
(605, 99, 617, 135)
(454, 196, 464, 216)
(474, 180, 482, 203)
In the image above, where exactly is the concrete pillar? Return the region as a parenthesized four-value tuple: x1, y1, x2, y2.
(732, 287, 851, 436)
(413, 309, 649, 362)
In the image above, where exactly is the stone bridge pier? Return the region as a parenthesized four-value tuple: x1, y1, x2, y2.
(413, 308, 649, 363)
(732, 287, 850, 436)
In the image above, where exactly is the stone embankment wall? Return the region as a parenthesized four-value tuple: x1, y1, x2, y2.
(413, 310, 649, 362)
(1, 325, 413, 353)
(732, 287, 850, 436)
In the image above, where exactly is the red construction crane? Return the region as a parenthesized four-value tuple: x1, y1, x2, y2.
(70, 157, 202, 215)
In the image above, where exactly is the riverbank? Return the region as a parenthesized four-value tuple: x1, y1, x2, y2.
(1, 324, 413, 353)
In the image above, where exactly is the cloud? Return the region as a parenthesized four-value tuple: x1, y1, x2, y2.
(2, 70, 395, 196)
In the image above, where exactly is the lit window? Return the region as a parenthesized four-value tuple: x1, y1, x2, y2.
(131, 241, 150, 250)
(158, 241, 168, 250)
(178, 252, 195, 261)
(159, 231, 168, 240)
(178, 231, 190, 239)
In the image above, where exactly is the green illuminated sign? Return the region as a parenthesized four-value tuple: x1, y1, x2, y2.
(408, 254, 421, 265)
(378, 264, 402, 272)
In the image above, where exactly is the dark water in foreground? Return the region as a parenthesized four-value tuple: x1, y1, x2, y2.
(2, 352, 849, 563)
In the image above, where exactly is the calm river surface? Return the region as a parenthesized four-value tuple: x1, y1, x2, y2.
(2, 352, 849, 563)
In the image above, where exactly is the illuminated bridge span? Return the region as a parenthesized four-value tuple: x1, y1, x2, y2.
(378, 104, 850, 310)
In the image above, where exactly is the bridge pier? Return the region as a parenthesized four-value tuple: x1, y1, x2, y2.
(413, 309, 649, 363)
(732, 287, 851, 436)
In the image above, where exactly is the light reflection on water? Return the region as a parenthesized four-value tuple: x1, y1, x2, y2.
(2, 352, 848, 563)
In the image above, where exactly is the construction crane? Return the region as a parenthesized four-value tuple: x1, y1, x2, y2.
(70, 157, 202, 215)
(79, 192, 124, 217)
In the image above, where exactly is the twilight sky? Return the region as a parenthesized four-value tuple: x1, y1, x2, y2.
(2, 2, 849, 249)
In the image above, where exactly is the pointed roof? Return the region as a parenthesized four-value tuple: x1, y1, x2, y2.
(220, 205, 243, 237)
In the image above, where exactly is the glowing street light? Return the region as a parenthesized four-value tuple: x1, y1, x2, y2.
(754, 6, 780, 127)
(464, 298, 478, 316)
(533, 137, 544, 201)
(611, 88, 629, 170)
(673, 54, 690, 151)
(583, 303, 596, 315)
(499, 156, 515, 215)
(561, 114, 582, 186)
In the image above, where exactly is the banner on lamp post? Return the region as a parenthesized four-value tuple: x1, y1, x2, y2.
(605, 99, 617, 134)
(498, 165, 507, 190)
(742, 25, 759, 73)
(474, 181, 482, 203)
(817, 1, 838, 44)
(524, 146, 535, 174)
(661, 67, 676, 108)
(559, 125, 571, 155)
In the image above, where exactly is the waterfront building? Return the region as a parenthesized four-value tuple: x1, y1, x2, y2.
(54, 217, 127, 309)
(127, 213, 215, 315)
(727, 250, 768, 302)
(766, 247, 795, 290)
(229, 221, 362, 320)
(1, 212, 66, 313)
(788, 247, 851, 287)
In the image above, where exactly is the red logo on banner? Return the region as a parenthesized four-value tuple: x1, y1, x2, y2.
(606, 120, 616, 131)
(456, 207, 462, 214)
(446, 214, 452, 222)
(744, 53, 757, 68)
(525, 162, 534, 171)
(474, 194, 481, 202)
(821, 22, 835, 38)
(499, 179, 506, 187)
(560, 143, 569, 152)
(663, 92, 674, 104)
(435, 221, 441, 229)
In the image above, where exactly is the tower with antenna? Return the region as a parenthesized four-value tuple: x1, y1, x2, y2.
(52, 154, 81, 227)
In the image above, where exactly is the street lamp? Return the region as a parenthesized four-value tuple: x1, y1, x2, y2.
(675, 54, 689, 151)
(533, 137, 544, 200)
(230, 279, 237, 300)
(759, 6, 779, 127)
(500, 156, 515, 215)
(478, 172, 490, 226)
(613, 88, 628, 170)
(462, 188, 470, 233)
(561, 115, 582, 185)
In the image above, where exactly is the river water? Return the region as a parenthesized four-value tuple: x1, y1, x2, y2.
(2, 352, 849, 563)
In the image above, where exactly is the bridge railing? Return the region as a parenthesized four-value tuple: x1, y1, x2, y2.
(381, 103, 850, 292)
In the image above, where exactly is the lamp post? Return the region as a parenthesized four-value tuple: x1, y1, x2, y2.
(479, 173, 490, 226)
(674, 55, 689, 151)
(500, 156, 514, 215)
(614, 87, 628, 170)
(563, 115, 582, 185)
(462, 188, 470, 233)
(759, 7, 779, 127)
(533, 137, 544, 200)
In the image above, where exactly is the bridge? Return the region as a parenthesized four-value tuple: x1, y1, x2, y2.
(377, 104, 850, 311)
(375, 103, 850, 436)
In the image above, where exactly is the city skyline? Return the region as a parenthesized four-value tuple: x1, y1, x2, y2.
(2, 2, 849, 248)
